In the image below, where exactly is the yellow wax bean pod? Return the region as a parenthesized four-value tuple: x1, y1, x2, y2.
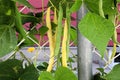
(62, 19, 68, 67)
(53, 8, 57, 24)
(53, 8, 58, 47)
(46, 7, 55, 72)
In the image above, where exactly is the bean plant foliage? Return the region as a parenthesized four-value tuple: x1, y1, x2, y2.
(78, 12, 114, 56)
(0, 0, 79, 80)
(39, 67, 77, 80)
(78, 0, 120, 80)
(0, 0, 34, 57)
(79, 0, 116, 56)
(0, 0, 120, 80)
(0, 59, 39, 80)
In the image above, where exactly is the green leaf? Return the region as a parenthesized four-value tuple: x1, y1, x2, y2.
(19, 64, 39, 80)
(0, 59, 39, 80)
(39, 26, 48, 37)
(84, 0, 99, 14)
(28, 28, 38, 35)
(0, 0, 15, 15)
(11, 0, 34, 8)
(38, 71, 54, 80)
(55, 67, 77, 80)
(35, 12, 43, 18)
(105, 64, 120, 80)
(0, 0, 15, 25)
(0, 26, 17, 57)
(94, 73, 105, 80)
(117, 0, 120, 2)
(0, 59, 24, 80)
(0, 16, 15, 26)
(78, 12, 114, 56)
(84, 0, 115, 15)
(70, 27, 77, 44)
(21, 14, 40, 24)
(51, 22, 57, 35)
(70, 0, 82, 12)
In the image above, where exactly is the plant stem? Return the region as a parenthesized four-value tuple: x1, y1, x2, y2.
(49, 0, 58, 11)
(99, 0, 105, 18)
(19, 51, 31, 64)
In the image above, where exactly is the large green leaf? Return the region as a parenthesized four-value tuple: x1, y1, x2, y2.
(38, 71, 54, 80)
(78, 12, 114, 56)
(105, 64, 120, 80)
(11, 0, 33, 8)
(38, 67, 77, 80)
(0, 25, 17, 57)
(55, 67, 77, 80)
(0, 59, 24, 80)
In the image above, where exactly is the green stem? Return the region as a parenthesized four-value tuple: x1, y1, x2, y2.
(19, 51, 31, 64)
(49, 0, 58, 11)
(15, 4, 27, 39)
(99, 0, 105, 18)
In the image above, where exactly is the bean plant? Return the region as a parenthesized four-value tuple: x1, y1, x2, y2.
(0, 0, 120, 80)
